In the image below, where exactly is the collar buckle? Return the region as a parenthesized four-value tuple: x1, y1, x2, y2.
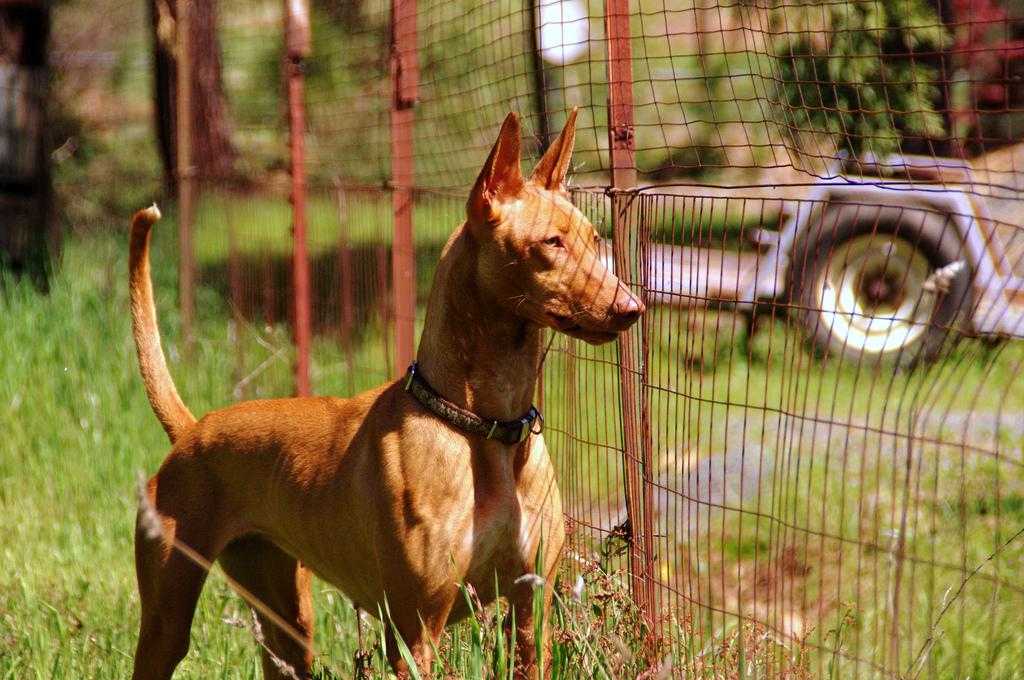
(515, 407, 541, 444)
(516, 419, 529, 444)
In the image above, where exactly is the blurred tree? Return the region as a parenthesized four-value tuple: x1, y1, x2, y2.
(0, 0, 55, 290)
(770, 0, 948, 159)
(149, 0, 236, 189)
(313, 0, 364, 33)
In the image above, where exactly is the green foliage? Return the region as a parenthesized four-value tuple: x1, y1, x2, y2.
(769, 0, 949, 158)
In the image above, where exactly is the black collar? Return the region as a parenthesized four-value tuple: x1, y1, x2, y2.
(403, 362, 542, 446)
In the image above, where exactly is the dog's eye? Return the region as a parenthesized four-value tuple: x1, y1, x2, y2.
(543, 235, 564, 248)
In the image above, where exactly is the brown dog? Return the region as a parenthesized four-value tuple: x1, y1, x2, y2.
(128, 110, 644, 679)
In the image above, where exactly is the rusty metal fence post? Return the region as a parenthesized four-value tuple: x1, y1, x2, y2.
(284, 0, 311, 395)
(390, 0, 417, 376)
(285, 0, 312, 396)
(605, 0, 656, 633)
(175, 0, 195, 347)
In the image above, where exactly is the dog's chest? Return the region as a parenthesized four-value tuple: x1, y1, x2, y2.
(405, 446, 545, 584)
(356, 431, 561, 608)
(424, 462, 529, 575)
(462, 487, 534, 581)
(457, 439, 559, 587)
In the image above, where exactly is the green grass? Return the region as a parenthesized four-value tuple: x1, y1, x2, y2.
(3, 192, 1024, 678)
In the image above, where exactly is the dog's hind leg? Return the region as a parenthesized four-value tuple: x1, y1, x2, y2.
(131, 544, 209, 679)
(218, 535, 315, 679)
(131, 506, 217, 679)
(132, 465, 238, 680)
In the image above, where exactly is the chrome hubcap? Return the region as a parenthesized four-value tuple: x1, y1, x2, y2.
(815, 234, 938, 355)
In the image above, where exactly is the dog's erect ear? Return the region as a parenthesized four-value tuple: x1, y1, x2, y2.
(467, 112, 524, 224)
(530, 107, 578, 191)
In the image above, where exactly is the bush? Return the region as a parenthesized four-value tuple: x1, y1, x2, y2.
(769, 0, 948, 159)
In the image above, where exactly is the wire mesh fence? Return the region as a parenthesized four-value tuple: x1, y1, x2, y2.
(49, 0, 1024, 676)
(557, 187, 1024, 676)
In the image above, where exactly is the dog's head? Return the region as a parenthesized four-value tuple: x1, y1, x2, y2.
(465, 110, 644, 344)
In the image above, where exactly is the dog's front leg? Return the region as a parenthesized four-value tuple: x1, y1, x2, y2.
(384, 597, 453, 679)
(385, 634, 432, 680)
(385, 625, 435, 679)
(508, 579, 554, 680)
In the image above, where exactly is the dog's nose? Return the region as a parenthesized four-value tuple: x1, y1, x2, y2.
(611, 292, 645, 326)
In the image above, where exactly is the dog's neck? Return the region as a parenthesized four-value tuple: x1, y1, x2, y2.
(416, 226, 543, 422)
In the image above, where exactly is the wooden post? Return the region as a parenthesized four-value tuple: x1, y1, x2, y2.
(285, 0, 312, 396)
(390, 0, 417, 376)
(605, 0, 656, 633)
(175, 0, 195, 346)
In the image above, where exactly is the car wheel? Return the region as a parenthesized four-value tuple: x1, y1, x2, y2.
(788, 204, 972, 368)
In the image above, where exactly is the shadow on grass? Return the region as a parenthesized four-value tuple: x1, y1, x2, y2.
(198, 242, 445, 336)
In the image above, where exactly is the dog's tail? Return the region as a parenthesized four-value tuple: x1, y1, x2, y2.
(129, 205, 196, 443)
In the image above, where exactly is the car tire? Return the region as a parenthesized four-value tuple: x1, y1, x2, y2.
(787, 203, 972, 368)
